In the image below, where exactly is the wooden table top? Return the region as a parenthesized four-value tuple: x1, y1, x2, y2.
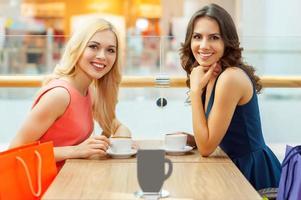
(42, 140, 261, 200)
(42, 161, 261, 200)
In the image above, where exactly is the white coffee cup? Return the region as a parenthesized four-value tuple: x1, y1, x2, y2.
(164, 133, 187, 150)
(110, 137, 133, 153)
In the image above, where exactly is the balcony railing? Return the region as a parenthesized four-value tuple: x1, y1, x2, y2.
(1, 75, 301, 88)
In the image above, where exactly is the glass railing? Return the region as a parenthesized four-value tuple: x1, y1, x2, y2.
(1, 35, 301, 76)
(1, 35, 301, 161)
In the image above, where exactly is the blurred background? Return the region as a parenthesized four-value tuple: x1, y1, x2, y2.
(1, 0, 301, 161)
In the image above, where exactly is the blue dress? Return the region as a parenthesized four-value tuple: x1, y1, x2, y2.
(205, 74, 281, 190)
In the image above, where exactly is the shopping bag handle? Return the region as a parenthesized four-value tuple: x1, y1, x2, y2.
(16, 150, 42, 197)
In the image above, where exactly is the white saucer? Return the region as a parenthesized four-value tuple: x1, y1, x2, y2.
(107, 148, 137, 159)
(134, 189, 170, 198)
(164, 145, 193, 155)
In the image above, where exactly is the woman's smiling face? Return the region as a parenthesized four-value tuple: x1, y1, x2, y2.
(77, 29, 117, 80)
(190, 17, 225, 67)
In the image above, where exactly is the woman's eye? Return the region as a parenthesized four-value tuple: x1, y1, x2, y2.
(193, 34, 201, 40)
(211, 35, 220, 40)
(88, 45, 98, 50)
(108, 48, 116, 53)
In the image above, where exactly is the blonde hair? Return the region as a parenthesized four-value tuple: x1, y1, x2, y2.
(45, 18, 121, 137)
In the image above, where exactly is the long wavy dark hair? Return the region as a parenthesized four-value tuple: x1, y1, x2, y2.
(179, 3, 262, 92)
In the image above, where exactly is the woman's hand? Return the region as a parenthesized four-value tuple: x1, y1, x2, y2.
(73, 135, 110, 158)
(190, 63, 220, 92)
(184, 132, 197, 149)
(213, 63, 222, 77)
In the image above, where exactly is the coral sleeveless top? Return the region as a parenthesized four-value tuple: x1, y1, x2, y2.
(33, 79, 94, 168)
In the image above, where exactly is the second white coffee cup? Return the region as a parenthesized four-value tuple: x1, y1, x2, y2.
(164, 133, 187, 150)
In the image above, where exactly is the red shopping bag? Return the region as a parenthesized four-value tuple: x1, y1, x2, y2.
(0, 141, 57, 200)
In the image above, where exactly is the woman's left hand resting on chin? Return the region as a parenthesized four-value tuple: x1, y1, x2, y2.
(190, 63, 219, 92)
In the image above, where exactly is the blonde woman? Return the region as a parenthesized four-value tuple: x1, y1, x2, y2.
(10, 19, 130, 169)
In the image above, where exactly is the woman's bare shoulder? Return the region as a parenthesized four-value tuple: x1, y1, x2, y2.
(215, 67, 252, 97)
(220, 66, 251, 84)
(35, 87, 70, 114)
(218, 67, 246, 86)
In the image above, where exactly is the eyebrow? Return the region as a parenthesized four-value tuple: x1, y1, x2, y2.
(193, 32, 221, 36)
(88, 41, 117, 48)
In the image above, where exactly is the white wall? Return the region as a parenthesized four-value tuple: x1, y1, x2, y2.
(240, 0, 301, 37)
(240, 0, 301, 77)
(172, 0, 237, 45)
